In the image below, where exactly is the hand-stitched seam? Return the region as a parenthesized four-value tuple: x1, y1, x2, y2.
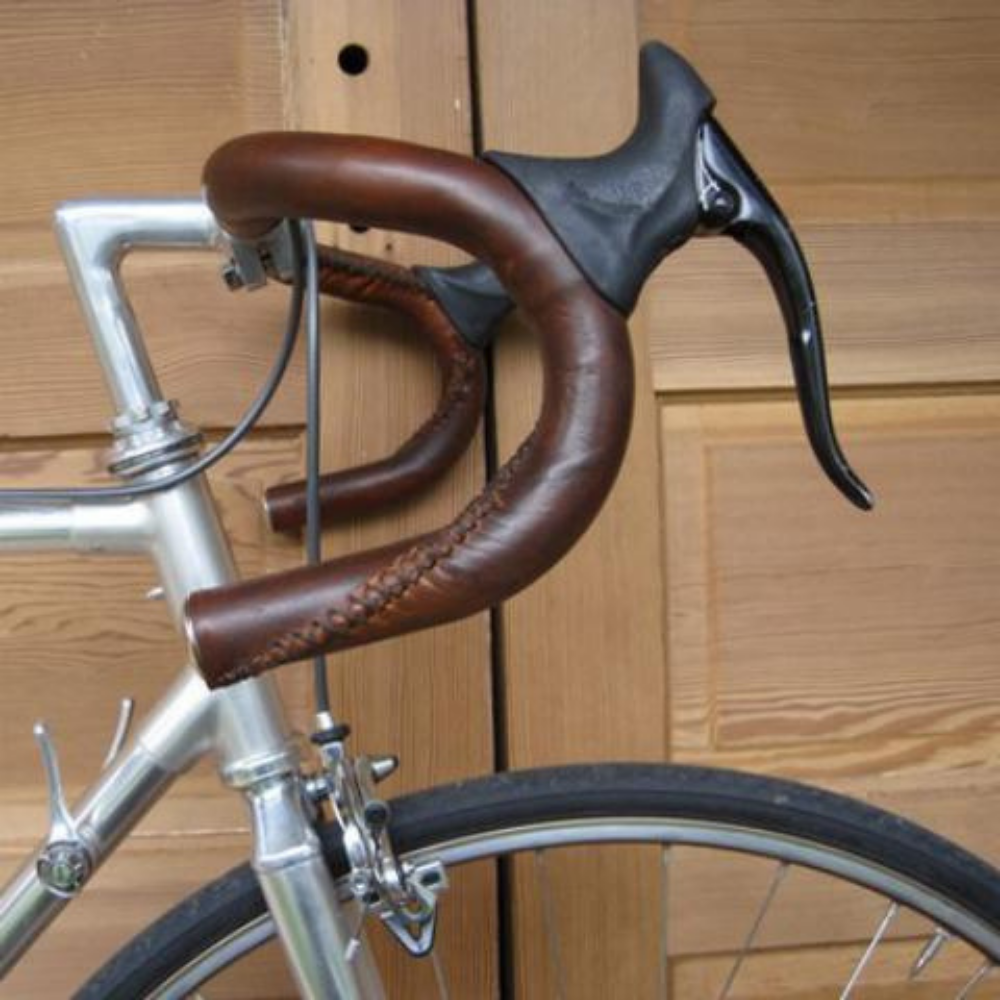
(211, 431, 537, 686)
(316, 246, 432, 300)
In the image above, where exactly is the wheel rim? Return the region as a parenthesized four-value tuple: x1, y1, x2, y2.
(149, 817, 1000, 998)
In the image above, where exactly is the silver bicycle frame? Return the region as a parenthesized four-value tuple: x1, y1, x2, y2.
(0, 198, 381, 998)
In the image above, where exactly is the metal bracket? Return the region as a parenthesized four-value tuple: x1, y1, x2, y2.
(310, 728, 447, 958)
(33, 722, 92, 897)
(32, 698, 135, 898)
(221, 220, 297, 291)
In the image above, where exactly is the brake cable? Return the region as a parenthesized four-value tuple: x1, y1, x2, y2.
(299, 221, 334, 715)
(0, 228, 306, 502)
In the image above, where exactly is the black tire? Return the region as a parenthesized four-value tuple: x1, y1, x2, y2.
(76, 763, 1000, 998)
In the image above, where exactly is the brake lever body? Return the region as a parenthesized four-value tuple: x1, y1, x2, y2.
(695, 120, 872, 509)
(420, 42, 872, 510)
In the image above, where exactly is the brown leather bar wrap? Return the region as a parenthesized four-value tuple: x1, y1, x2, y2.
(189, 133, 634, 688)
(265, 244, 486, 534)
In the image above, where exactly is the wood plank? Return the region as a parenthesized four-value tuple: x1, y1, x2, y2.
(507, 830, 997, 997)
(0, 0, 302, 440)
(0, 814, 498, 999)
(476, 0, 669, 767)
(637, 3, 1000, 394)
(0, 242, 304, 441)
(476, 4, 669, 996)
(671, 935, 993, 999)
(288, 3, 495, 996)
(663, 395, 1000, 785)
(647, 222, 1000, 393)
(290, 0, 491, 789)
(0, 0, 282, 235)
(0, 4, 312, 990)
(511, 846, 662, 998)
(641, 0, 1000, 223)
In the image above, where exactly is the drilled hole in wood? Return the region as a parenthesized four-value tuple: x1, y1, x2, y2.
(338, 44, 369, 76)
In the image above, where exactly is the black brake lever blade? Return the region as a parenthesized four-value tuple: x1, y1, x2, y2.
(697, 119, 874, 511)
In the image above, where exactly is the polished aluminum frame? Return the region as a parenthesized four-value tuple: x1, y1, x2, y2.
(0, 199, 381, 998)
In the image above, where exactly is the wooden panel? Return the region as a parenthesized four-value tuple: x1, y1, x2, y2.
(0, 827, 249, 997)
(0, 5, 309, 992)
(477, 4, 669, 997)
(643, 4, 1000, 991)
(289, 2, 495, 996)
(0, 1, 300, 439)
(646, 222, 1000, 392)
(0, 437, 302, 787)
(290, 0, 491, 792)
(663, 394, 1000, 824)
(671, 936, 993, 999)
(0, 259, 304, 437)
(657, 390, 1000, 991)
(0, 0, 282, 230)
(636, 1, 1000, 393)
(642, 0, 1000, 221)
(0, 435, 306, 995)
(0, 2, 492, 994)
(476, 0, 668, 769)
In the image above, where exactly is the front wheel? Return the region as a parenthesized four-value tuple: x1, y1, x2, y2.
(78, 764, 1000, 998)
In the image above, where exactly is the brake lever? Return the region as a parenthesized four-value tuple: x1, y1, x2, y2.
(694, 120, 873, 510)
(419, 42, 873, 510)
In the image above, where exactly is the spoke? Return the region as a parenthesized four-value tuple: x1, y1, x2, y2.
(535, 849, 567, 1000)
(956, 961, 994, 999)
(344, 902, 368, 964)
(910, 928, 951, 979)
(840, 902, 898, 999)
(660, 846, 672, 999)
(717, 861, 789, 1000)
(431, 947, 451, 1000)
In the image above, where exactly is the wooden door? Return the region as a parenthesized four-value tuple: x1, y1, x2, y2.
(481, 1, 1000, 996)
(2, 2, 1000, 997)
(0, 3, 492, 996)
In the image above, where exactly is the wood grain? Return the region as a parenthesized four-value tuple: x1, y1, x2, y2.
(0, 1, 493, 993)
(646, 222, 1000, 393)
(671, 935, 992, 999)
(1, 0, 999, 995)
(289, 0, 491, 791)
(0, 824, 249, 998)
(0, 1, 297, 440)
(0, 0, 282, 233)
(476, 3, 670, 996)
(663, 394, 1000, 786)
(642, 0, 1000, 222)
(638, 1, 1000, 396)
(476, 0, 669, 772)
(288, 2, 496, 995)
(0, 438, 302, 787)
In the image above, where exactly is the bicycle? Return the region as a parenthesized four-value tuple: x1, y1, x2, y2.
(1, 41, 998, 999)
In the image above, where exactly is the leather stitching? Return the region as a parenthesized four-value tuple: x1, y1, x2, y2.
(316, 245, 432, 300)
(211, 431, 537, 686)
